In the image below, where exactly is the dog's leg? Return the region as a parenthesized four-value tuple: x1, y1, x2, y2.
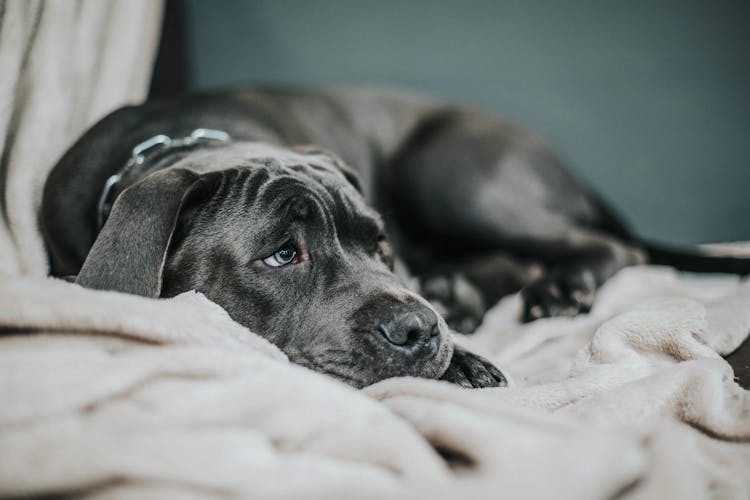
(440, 345, 507, 387)
(416, 233, 644, 323)
(384, 109, 644, 322)
(516, 231, 645, 321)
(419, 252, 543, 332)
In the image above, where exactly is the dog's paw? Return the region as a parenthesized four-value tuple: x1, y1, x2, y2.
(440, 346, 507, 388)
(420, 273, 486, 334)
(521, 269, 596, 322)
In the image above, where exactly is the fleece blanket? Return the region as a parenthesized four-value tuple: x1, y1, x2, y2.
(2, 2, 750, 498)
(1, 265, 750, 499)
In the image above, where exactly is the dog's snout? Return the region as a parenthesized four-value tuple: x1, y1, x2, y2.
(377, 307, 438, 349)
(350, 292, 447, 359)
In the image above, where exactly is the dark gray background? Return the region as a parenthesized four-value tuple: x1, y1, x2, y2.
(183, 0, 749, 244)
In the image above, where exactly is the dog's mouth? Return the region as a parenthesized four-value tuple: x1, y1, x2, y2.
(302, 323, 453, 389)
(281, 307, 454, 389)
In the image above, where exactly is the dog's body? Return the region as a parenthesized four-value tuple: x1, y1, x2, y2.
(41, 87, 750, 388)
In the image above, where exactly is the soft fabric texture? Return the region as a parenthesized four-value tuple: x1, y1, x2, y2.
(0, 0, 162, 275)
(1, 2, 749, 497)
(2, 267, 750, 499)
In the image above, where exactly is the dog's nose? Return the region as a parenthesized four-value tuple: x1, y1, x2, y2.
(378, 309, 439, 348)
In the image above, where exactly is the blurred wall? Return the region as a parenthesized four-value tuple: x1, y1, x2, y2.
(184, 0, 750, 244)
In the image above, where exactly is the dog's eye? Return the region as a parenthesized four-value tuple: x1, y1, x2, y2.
(262, 244, 298, 267)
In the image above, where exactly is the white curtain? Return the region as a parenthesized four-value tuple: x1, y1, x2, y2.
(0, 0, 163, 275)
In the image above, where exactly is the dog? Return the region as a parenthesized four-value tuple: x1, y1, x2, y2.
(41, 87, 750, 389)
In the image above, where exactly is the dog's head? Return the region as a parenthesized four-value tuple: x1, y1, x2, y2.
(77, 142, 453, 387)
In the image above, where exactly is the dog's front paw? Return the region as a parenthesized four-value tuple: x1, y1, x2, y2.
(440, 346, 507, 388)
(521, 269, 596, 322)
(421, 273, 486, 334)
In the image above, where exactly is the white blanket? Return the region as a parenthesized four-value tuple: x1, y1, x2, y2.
(1, 2, 749, 497)
(1, 265, 749, 499)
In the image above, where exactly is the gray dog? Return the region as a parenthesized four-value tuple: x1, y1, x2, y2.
(41, 87, 750, 389)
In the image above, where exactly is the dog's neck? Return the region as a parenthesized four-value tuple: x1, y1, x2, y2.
(97, 129, 231, 230)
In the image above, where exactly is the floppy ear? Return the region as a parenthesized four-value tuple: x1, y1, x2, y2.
(76, 168, 202, 297)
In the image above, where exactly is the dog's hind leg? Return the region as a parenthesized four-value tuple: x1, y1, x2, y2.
(515, 232, 645, 321)
(383, 108, 645, 322)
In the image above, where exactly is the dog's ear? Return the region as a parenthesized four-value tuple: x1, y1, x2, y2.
(76, 168, 206, 297)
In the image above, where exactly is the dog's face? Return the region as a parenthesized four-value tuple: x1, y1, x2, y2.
(78, 143, 453, 388)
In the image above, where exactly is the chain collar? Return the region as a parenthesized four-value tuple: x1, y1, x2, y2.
(96, 128, 231, 230)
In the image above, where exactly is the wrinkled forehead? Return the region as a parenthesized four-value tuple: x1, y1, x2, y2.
(175, 141, 382, 231)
